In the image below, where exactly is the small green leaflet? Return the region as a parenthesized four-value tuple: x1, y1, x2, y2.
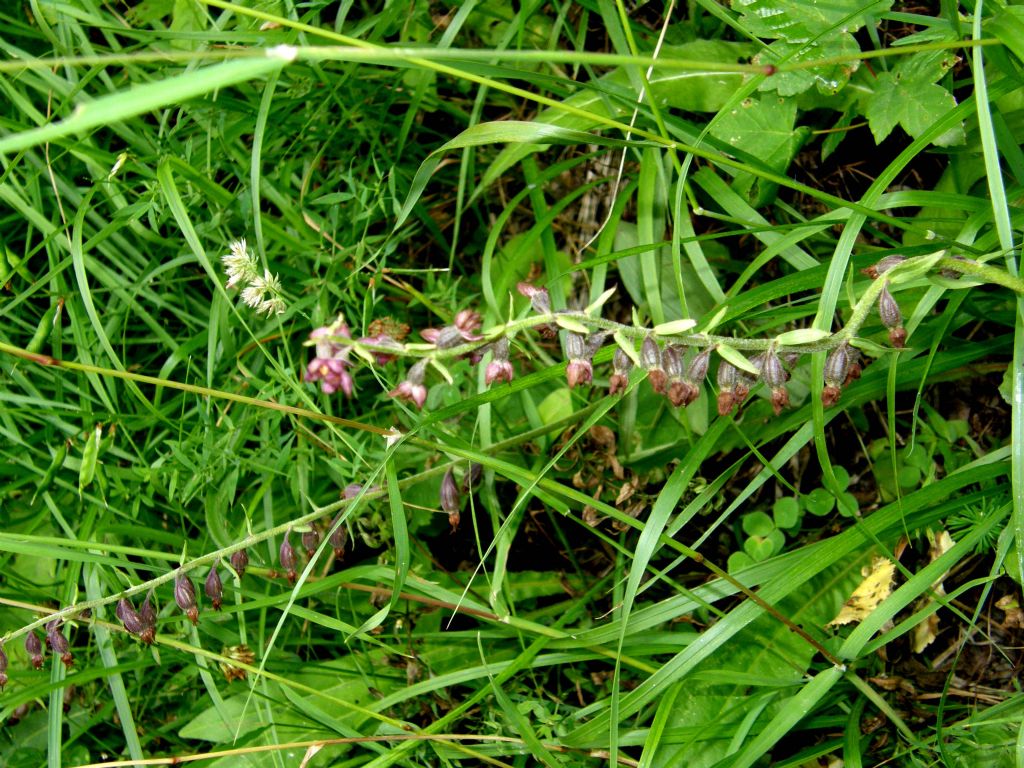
(555, 315, 590, 334)
(717, 344, 760, 375)
(654, 318, 698, 335)
(774, 328, 832, 346)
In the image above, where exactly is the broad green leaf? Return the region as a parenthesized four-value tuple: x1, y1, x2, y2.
(707, 95, 811, 205)
(862, 54, 965, 147)
(731, 0, 892, 41)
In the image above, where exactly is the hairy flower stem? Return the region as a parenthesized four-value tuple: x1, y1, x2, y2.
(324, 253, 1021, 364)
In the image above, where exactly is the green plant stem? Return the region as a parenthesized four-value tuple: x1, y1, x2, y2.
(333, 252, 1024, 365)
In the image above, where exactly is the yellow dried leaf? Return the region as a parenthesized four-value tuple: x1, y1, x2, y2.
(828, 557, 896, 627)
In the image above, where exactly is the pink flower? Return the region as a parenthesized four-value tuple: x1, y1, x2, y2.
(389, 361, 428, 409)
(485, 359, 514, 385)
(389, 380, 427, 409)
(305, 319, 355, 396)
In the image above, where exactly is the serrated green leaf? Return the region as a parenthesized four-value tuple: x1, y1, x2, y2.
(863, 73, 964, 147)
(774, 328, 832, 346)
(717, 344, 760, 375)
(654, 318, 698, 335)
(709, 95, 803, 175)
(555, 315, 590, 334)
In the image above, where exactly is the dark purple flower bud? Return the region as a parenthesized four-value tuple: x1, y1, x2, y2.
(565, 333, 585, 360)
(441, 469, 460, 532)
(609, 347, 632, 395)
(280, 531, 297, 584)
(861, 254, 905, 279)
(118, 598, 145, 636)
(25, 631, 43, 669)
(175, 573, 200, 625)
(584, 332, 609, 358)
(662, 345, 684, 380)
(641, 336, 660, 369)
(878, 285, 901, 329)
(878, 285, 906, 347)
(0, 644, 8, 690)
(46, 620, 72, 668)
(822, 343, 851, 407)
(687, 349, 711, 383)
(564, 333, 593, 389)
(301, 528, 320, 557)
(716, 360, 739, 416)
(138, 594, 156, 645)
(642, 337, 667, 393)
(205, 566, 223, 611)
(328, 514, 348, 559)
(230, 549, 249, 581)
(760, 350, 788, 388)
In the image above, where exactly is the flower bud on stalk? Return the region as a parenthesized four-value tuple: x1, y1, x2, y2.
(175, 573, 200, 625)
(716, 360, 739, 416)
(441, 468, 460, 532)
(0, 644, 8, 690)
(230, 549, 249, 581)
(25, 631, 44, 669)
(205, 566, 223, 611)
(301, 528, 320, 557)
(642, 337, 667, 394)
(46, 620, 73, 668)
(117, 598, 145, 636)
(760, 349, 790, 415)
(328, 513, 348, 559)
(609, 347, 632, 395)
(389, 360, 428, 409)
(822, 342, 851, 407)
(280, 531, 297, 584)
(517, 282, 551, 314)
(662, 346, 689, 407)
(564, 333, 593, 389)
(878, 284, 906, 348)
(138, 594, 157, 645)
(484, 338, 514, 386)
